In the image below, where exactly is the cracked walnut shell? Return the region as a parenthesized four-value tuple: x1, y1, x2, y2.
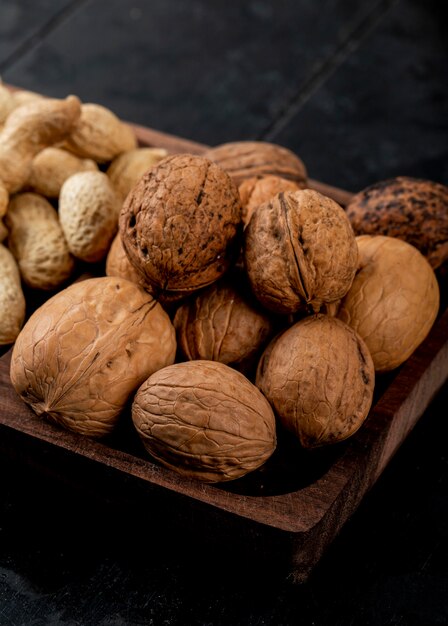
(119, 154, 242, 297)
(256, 314, 375, 448)
(10, 277, 176, 437)
(338, 235, 440, 372)
(132, 360, 277, 482)
(244, 189, 358, 314)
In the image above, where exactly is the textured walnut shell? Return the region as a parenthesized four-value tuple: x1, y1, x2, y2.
(107, 147, 168, 202)
(10, 277, 177, 437)
(239, 175, 301, 226)
(59, 171, 121, 262)
(244, 189, 358, 314)
(0, 243, 26, 345)
(346, 176, 448, 269)
(28, 147, 98, 198)
(338, 235, 440, 372)
(63, 103, 137, 163)
(132, 360, 276, 482)
(6, 192, 75, 290)
(173, 277, 273, 367)
(256, 314, 375, 448)
(119, 154, 242, 297)
(203, 141, 308, 188)
(106, 232, 143, 285)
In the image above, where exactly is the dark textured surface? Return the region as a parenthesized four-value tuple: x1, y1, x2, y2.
(1, 0, 447, 624)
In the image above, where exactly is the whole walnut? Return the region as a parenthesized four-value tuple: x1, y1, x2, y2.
(338, 235, 440, 372)
(203, 141, 308, 188)
(256, 314, 375, 448)
(239, 175, 301, 226)
(10, 277, 177, 437)
(132, 360, 277, 482)
(244, 189, 358, 314)
(173, 276, 274, 368)
(119, 154, 242, 298)
(346, 176, 448, 269)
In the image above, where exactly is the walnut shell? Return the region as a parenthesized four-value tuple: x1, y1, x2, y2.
(346, 176, 448, 269)
(132, 360, 277, 482)
(106, 232, 143, 285)
(203, 141, 308, 188)
(10, 277, 177, 437)
(256, 314, 375, 448)
(119, 154, 242, 297)
(244, 189, 358, 314)
(239, 175, 301, 226)
(173, 277, 273, 367)
(338, 235, 440, 372)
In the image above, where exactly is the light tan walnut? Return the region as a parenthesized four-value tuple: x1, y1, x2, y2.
(203, 141, 308, 188)
(256, 314, 375, 448)
(59, 171, 121, 262)
(239, 175, 301, 226)
(0, 244, 26, 345)
(119, 154, 242, 298)
(106, 232, 142, 285)
(10, 277, 177, 437)
(174, 277, 274, 367)
(338, 235, 440, 372)
(28, 147, 98, 198)
(63, 103, 137, 163)
(107, 147, 168, 202)
(244, 189, 358, 314)
(132, 360, 277, 482)
(6, 192, 75, 290)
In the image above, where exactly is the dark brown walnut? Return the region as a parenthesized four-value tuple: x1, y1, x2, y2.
(244, 189, 358, 314)
(132, 360, 277, 482)
(338, 235, 440, 372)
(119, 154, 242, 298)
(346, 176, 448, 269)
(10, 277, 177, 437)
(256, 314, 375, 448)
(203, 141, 308, 188)
(173, 277, 274, 368)
(239, 175, 301, 226)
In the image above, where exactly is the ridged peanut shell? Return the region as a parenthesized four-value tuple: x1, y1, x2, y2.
(63, 103, 137, 163)
(59, 171, 121, 262)
(203, 141, 308, 188)
(346, 176, 448, 269)
(10, 277, 177, 437)
(256, 314, 375, 448)
(119, 154, 242, 296)
(132, 360, 276, 482)
(0, 244, 26, 345)
(107, 147, 168, 201)
(6, 192, 75, 290)
(28, 147, 98, 198)
(244, 189, 358, 314)
(338, 235, 440, 372)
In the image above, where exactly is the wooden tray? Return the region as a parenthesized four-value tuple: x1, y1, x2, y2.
(1, 107, 447, 582)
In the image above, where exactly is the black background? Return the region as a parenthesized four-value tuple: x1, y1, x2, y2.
(1, 1, 447, 624)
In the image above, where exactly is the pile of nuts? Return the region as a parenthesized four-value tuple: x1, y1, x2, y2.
(1, 86, 445, 484)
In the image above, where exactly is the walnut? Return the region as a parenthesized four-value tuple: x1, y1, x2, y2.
(244, 189, 358, 314)
(10, 277, 177, 437)
(338, 235, 440, 372)
(203, 141, 308, 188)
(239, 175, 301, 226)
(119, 154, 242, 299)
(173, 276, 274, 368)
(256, 314, 375, 448)
(132, 360, 276, 482)
(346, 176, 448, 269)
